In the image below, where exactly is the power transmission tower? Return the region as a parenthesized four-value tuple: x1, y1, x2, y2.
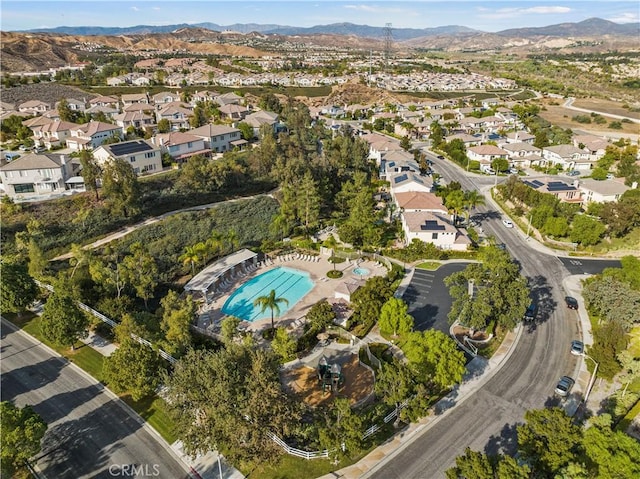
(384, 23, 393, 71)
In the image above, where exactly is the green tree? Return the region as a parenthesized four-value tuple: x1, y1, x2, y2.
(103, 339, 162, 400)
(122, 242, 158, 309)
(296, 172, 321, 232)
(40, 287, 89, 350)
(157, 118, 171, 133)
(543, 216, 569, 237)
(0, 402, 47, 476)
(570, 214, 606, 246)
(403, 330, 466, 391)
(253, 289, 289, 332)
(378, 297, 414, 337)
(583, 276, 640, 330)
(375, 360, 414, 413)
(237, 121, 254, 141)
(445, 447, 494, 479)
(270, 327, 297, 362)
(164, 347, 299, 464)
(179, 244, 204, 275)
(1, 262, 39, 314)
(517, 407, 582, 475)
(350, 276, 393, 329)
(582, 415, 640, 478)
(591, 167, 608, 180)
(305, 299, 336, 333)
(462, 190, 486, 226)
(160, 290, 196, 355)
(89, 256, 127, 298)
(495, 455, 531, 479)
(27, 239, 47, 278)
(318, 397, 364, 459)
(220, 316, 241, 344)
(491, 157, 509, 173)
(589, 320, 628, 379)
(79, 149, 101, 200)
(101, 158, 140, 218)
(400, 135, 412, 151)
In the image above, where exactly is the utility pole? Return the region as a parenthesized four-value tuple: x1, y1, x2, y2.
(384, 23, 393, 71)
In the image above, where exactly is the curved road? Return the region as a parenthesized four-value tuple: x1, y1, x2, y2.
(0, 319, 190, 479)
(368, 154, 619, 478)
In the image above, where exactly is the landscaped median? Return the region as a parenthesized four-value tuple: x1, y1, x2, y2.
(5, 312, 177, 444)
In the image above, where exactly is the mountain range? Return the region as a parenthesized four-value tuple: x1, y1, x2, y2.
(19, 18, 638, 39)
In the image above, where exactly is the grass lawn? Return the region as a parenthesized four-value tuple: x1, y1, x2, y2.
(121, 395, 177, 444)
(628, 326, 640, 358)
(416, 261, 442, 270)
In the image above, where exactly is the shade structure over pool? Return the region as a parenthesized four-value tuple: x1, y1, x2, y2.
(184, 248, 257, 295)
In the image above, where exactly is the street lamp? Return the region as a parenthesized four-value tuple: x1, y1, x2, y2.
(583, 354, 599, 405)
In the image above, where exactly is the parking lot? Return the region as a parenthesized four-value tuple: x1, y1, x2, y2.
(402, 263, 470, 334)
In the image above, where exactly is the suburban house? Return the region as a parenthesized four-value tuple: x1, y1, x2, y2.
(18, 100, 51, 114)
(389, 172, 434, 200)
(214, 92, 242, 106)
(218, 103, 249, 121)
(152, 91, 181, 106)
(189, 124, 243, 153)
(88, 95, 119, 108)
(573, 134, 609, 161)
(380, 151, 419, 180)
(445, 133, 480, 147)
(500, 142, 542, 168)
(542, 145, 591, 170)
(121, 93, 149, 107)
(113, 111, 155, 131)
(394, 191, 448, 214)
(523, 178, 582, 203)
(151, 131, 209, 161)
(467, 145, 509, 167)
(0, 153, 82, 199)
(57, 98, 87, 111)
(156, 104, 193, 131)
(400, 211, 470, 251)
(93, 139, 162, 175)
(578, 178, 634, 204)
(190, 90, 218, 105)
(30, 120, 79, 149)
(334, 280, 365, 302)
(66, 121, 124, 150)
(85, 104, 119, 119)
(361, 133, 404, 164)
(505, 131, 535, 144)
(243, 110, 280, 137)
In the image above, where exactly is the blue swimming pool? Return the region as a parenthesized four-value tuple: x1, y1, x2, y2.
(221, 267, 314, 322)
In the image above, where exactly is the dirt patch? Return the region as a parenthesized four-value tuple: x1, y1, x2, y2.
(572, 98, 640, 120)
(0, 83, 98, 106)
(282, 354, 374, 407)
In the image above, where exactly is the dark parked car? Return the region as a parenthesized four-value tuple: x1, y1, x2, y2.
(565, 296, 578, 310)
(524, 303, 537, 321)
(555, 376, 575, 397)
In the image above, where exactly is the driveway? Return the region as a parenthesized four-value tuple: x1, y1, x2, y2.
(402, 263, 470, 334)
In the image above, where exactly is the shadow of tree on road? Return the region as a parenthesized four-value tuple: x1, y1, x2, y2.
(484, 422, 519, 457)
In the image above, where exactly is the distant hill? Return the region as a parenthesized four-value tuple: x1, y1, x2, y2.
(17, 18, 638, 39)
(496, 17, 639, 37)
(21, 22, 479, 39)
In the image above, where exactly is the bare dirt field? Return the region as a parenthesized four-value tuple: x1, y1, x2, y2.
(538, 98, 639, 138)
(283, 354, 375, 407)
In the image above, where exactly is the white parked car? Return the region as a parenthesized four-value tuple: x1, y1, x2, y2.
(502, 219, 514, 228)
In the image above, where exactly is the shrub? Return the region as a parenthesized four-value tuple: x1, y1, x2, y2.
(327, 270, 343, 279)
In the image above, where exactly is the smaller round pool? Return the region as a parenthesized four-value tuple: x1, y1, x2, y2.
(353, 267, 370, 277)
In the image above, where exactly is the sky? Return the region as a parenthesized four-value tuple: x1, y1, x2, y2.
(1, 1, 638, 32)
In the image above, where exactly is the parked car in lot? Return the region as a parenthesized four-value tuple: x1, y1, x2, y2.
(570, 340, 584, 356)
(502, 219, 514, 228)
(524, 303, 537, 321)
(567, 170, 581, 176)
(565, 296, 578, 310)
(555, 376, 575, 397)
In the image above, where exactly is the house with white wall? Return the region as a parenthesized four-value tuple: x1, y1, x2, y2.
(189, 124, 243, 153)
(542, 145, 590, 170)
(151, 132, 208, 161)
(66, 121, 123, 151)
(93, 139, 162, 175)
(401, 211, 470, 251)
(578, 179, 634, 204)
(0, 153, 81, 199)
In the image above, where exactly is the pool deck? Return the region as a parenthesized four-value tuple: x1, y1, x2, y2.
(195, 254, 388, 336)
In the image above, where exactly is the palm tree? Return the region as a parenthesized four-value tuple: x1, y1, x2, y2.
(253, 289, 289, 333)
(226, 229, 240, 254)
(179, 245, 202, 276)
(206, 231, 224, 261)
(463, 190, 486, 227)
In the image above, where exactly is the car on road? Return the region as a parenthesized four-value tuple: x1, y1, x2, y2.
(437, 155, 444, 160)
(524, 303, 537, 321)
(555, 376, 575, 397)
(502, 219, 514, 228)
(570, 340, 584, 356)
(496, 243, 507, 251)
(565, 296, 578, 310)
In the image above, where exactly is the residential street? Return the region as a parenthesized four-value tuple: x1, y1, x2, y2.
(0, 318, 190, 479)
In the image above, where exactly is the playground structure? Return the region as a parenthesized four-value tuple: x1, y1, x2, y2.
(318, 356, 345, 394)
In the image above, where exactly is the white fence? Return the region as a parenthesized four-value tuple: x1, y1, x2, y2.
(267, 432, 329, 459)
(35, 280, 177, 364)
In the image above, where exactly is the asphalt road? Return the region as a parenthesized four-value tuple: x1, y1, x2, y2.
(0, 319, 189, 479)
(368, 153, 617, 478)
(403, 264, 469, 334)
